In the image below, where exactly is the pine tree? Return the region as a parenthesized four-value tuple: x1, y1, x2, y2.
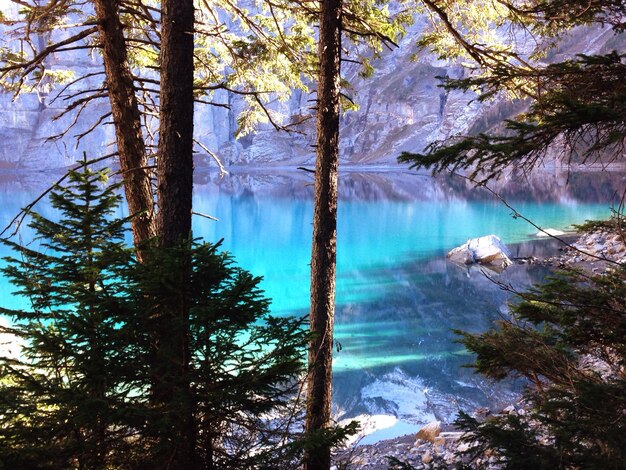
(396, 3, 626, 467)
(399, 0, 626, 181)
(305, 0, 342, 467)
(0, 160, 311, 469)
(134, 241, 311, 469)
(455, 264, 626, 469)
(0, 160, 144, 469)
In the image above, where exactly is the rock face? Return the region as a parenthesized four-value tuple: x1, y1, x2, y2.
(0, 6, 616, 171)
(1, 10, 469, 169)
(448, 235, 513, 268)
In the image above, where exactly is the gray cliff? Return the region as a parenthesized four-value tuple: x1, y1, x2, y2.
(0, 10, 618, 170)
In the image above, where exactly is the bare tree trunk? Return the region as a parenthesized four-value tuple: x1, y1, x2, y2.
(93, 0, 155, 260)
(152, 0, 197, 468)
(156, 0, 195, 248)
(305, 0, 342, 468)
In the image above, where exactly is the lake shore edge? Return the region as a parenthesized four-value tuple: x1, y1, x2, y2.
(336, 224, 626, 469)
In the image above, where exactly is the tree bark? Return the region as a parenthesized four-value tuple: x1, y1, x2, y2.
(305, 0, 342, 468)
(156, 0, 195, 248)
(152, 0, 197, 468)
(93, 0, 155, 260)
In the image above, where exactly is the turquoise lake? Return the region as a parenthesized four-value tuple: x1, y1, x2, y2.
(0, 169, 622, 441)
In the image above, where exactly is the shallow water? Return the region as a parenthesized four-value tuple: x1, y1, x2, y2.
(0, 168, 621, 440)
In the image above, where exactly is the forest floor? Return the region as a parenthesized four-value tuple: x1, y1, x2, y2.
(334, 226, 626, 470)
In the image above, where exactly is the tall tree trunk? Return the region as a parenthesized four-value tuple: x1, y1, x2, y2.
(305, 0, 342, 468)
(153, 0, 197, 468)
(156, 0, 195, 248)
(93, 0, 155, 260)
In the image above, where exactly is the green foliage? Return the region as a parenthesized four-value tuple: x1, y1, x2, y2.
(401, 52, 626, 181)
(455, 266, 626, 469)
(135, 240, 310, 469)
(290, 419, 360, 463)
(0, 161, 310, 469)
(401, 1, 626, 181)
(574, 214, 626, 232)
(0, 163, 142, 469)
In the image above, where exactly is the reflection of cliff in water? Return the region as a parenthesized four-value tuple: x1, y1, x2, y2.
(1, 167, 624, 205)
(198, 167, 625, 204)
(331, 238, 560, 425)
(436, 167, 626, 204)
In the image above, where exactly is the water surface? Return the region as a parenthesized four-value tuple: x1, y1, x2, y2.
(0, 169, 621, 441)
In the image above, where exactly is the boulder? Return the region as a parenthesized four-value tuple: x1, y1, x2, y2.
(447, 243, 475, 265)
(447, 235, 512, 268)
(415, 420, 441, 443)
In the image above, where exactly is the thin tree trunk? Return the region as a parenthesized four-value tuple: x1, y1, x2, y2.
(93, 0, 155, 260)
(305, 0, 342, 468)
(153, 0, 197, 468)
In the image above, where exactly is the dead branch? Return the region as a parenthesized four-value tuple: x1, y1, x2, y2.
(192, 211, 219, 221)
(0, 26, 98, 76)
(75, 112, 113, 145)
(0, 153, 116, 239)
(193, 139, 228, 176)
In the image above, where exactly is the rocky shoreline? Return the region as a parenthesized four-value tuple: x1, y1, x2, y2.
(335, 421, 467, 469)
(334, 226, 626, 470)
(539, 228, 625, 271)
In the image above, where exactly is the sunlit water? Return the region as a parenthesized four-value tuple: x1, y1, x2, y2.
(0, 169, 621, 442)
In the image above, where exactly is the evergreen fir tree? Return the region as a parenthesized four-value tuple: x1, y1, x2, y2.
(0, 161, 144, 469)
(454, 264, 626, 469)
(0, 160, 311, 469)
(134, 241, 310, 469)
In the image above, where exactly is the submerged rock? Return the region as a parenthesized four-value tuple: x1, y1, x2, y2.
(448, 235, 512, 269)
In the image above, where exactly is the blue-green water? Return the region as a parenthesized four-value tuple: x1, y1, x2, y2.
(0, 169, 620, 440)
(193, 176, 608, 316)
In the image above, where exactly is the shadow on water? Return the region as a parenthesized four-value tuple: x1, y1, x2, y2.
(331, 238, 562, 429)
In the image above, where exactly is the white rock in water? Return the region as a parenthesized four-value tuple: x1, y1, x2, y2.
(447, 235, 512, 268)
(536, 228, 566, 237)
